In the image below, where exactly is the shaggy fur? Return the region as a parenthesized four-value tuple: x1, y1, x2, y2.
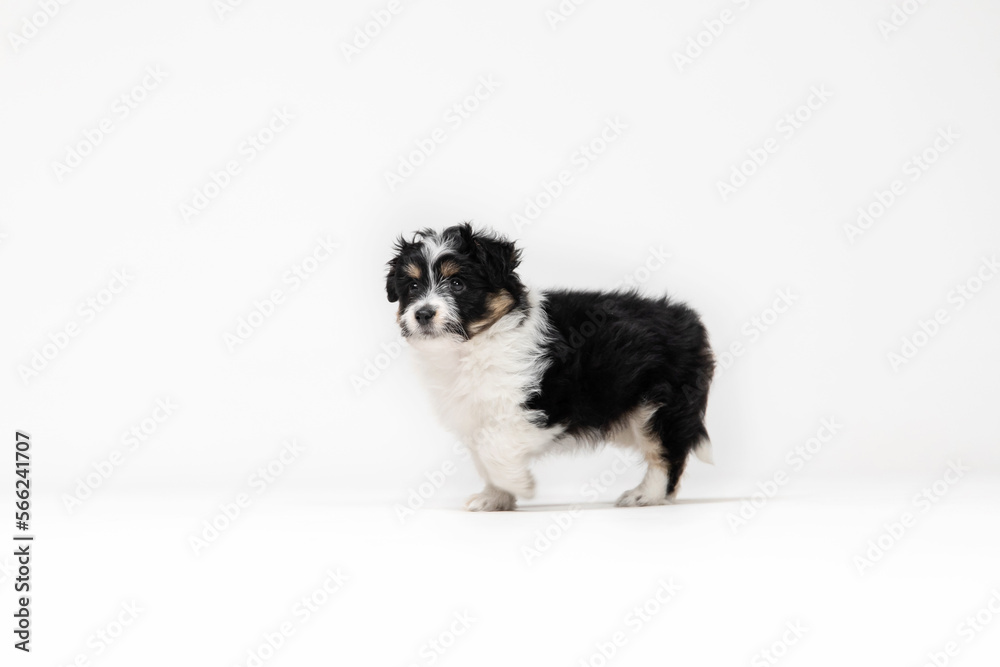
(385, 223, 714, 510)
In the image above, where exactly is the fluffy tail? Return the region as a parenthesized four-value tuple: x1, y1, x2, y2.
(693, 438, 714, 465)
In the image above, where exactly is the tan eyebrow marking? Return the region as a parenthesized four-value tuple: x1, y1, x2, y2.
(403, 263, 421, 279)
(439, 259, 460, 278)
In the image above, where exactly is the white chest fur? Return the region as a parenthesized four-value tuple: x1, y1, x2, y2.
(408, 291, 559, 453)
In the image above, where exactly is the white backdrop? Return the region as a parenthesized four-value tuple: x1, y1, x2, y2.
(2, 1, 999, 665)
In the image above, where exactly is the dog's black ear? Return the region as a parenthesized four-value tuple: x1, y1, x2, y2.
(453, 223, 521, 288)
(385, 256, 399, 303)
(476, 231, 521, 288)
(385, 237, 410, 303)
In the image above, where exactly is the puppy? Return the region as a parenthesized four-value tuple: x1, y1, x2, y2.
(385, 223, 715, 511)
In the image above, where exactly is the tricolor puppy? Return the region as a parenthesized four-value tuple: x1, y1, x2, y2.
(385, 223, 715, 511)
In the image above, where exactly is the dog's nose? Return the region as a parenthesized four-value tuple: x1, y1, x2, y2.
(415, 307, 436, 325)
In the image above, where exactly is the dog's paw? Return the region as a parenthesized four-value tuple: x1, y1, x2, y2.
(465, 489, 516, 512)
(615, 488, 670, 508)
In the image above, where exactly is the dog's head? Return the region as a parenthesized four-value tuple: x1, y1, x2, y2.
(385, 223, 524, 340)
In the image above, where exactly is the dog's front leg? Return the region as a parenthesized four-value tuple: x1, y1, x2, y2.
(474, 437, 536, 501)
(462, 418, 538, 511)
(464, 447, 518, 512)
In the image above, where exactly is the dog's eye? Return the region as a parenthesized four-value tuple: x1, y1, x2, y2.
(449, 278, 464, 291)
(408, 282, 420, 293)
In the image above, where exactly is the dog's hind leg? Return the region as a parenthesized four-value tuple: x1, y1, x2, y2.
(615, 406, 671, 507)
(651, 395, 711, 500)
(614, 391, 710, 506)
